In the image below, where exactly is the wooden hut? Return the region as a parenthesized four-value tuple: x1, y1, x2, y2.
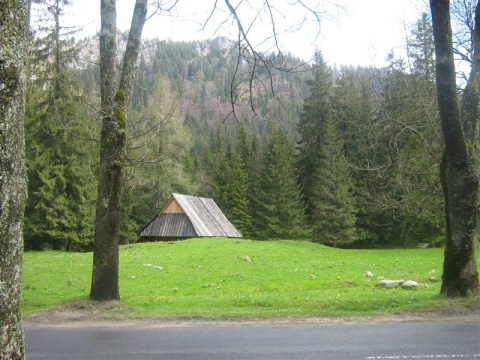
(139, 193, 242, 240)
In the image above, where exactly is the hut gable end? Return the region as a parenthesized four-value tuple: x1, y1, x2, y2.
(161, 197, 184, 214)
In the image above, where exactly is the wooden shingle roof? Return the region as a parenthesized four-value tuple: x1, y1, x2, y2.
(139, 193, 242, 239)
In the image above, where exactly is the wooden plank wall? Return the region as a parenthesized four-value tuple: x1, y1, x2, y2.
(161, 199, 184, 214)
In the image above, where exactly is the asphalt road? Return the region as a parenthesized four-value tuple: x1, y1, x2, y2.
(26, 320, 480, 360)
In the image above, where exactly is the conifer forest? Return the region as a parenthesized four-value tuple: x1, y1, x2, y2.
(25, 4, 446, 251)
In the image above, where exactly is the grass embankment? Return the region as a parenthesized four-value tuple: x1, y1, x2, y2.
(22, 238, 468, 318)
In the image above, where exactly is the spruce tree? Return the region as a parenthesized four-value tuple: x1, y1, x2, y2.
(408, 12, 435, 82)
(25, 0, 97, 250)
(210, 126, 252, 237)
(235, 124, 260, 236)
(297, 50, 333, 218)
(297, 51, 358, 246)
(309, 117, 357, 246)
(254, 123, 309, 239)
(227, 149, 252, 237)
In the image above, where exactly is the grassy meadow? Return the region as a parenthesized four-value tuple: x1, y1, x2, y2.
(22, 238, 471, 318)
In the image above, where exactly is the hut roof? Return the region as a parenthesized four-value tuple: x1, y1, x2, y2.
(139, 193, 242, 239)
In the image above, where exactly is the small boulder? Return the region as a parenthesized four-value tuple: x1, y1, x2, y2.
(376, 279, 405, 288)
(365, 271, 374, 277)
(401, 280, 419, 289)
(417, 243, 430, 249)
(241, 256, 252, 262)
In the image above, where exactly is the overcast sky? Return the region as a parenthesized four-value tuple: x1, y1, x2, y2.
(61, 0, 428, 67)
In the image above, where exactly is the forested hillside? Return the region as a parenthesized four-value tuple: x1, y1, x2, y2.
(24, 6, 444, 250)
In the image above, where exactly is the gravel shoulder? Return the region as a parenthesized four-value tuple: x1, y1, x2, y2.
(24, 298, 480, 328)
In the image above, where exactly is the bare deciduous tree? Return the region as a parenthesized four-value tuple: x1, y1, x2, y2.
(90, 0, 148, 301)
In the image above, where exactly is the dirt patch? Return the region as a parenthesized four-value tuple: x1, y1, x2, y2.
(24, 298, 480, 328)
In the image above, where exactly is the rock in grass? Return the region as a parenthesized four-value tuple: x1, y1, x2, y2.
(401, 280, 419, 289)
(376, 279, 405, 288)
(365, 271, 374, 277)
(241, 256, 252, 262)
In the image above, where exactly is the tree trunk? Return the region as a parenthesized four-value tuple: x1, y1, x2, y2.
(0, 0, 29, 358)
(430, 0, 479, 297)
(90, 0, 147, 301)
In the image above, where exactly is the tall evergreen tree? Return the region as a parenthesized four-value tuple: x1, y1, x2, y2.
(309, 117, 357, 246)
(297, 50, 333, 218)
(297, 51, 357, 246)
(408, 12, 436, 81)
(225, 148, 252, 237)
(254, 123, 308, 239)
(329, 66, 379, 244)
(236, 124, 261, 236)
(25, 0, 97, 250)
(208, 126, 252, 237)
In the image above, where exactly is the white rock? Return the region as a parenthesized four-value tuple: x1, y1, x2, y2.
(401, 280, 419, 288)
(365, 271, 374, 277)
(241, 256, 252, 262)
(376, 280, 405, 288)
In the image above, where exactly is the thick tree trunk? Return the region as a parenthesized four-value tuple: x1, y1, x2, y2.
(0, 0, 29, 358)
(430, 0, 479, 297)
(90, 0, 120, 301)
(90, 0, 147, 301)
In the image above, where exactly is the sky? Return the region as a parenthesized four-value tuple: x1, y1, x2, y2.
(62, 0, 428, 67)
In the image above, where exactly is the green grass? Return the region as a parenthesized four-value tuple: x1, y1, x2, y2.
(22, 238, 468, 318)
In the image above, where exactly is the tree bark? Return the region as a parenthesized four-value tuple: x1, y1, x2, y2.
(430, 0, 479, 297)
(90, 0, 147, 301)
(0, 0, 29, 358)
(90, 0, 119, 301)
